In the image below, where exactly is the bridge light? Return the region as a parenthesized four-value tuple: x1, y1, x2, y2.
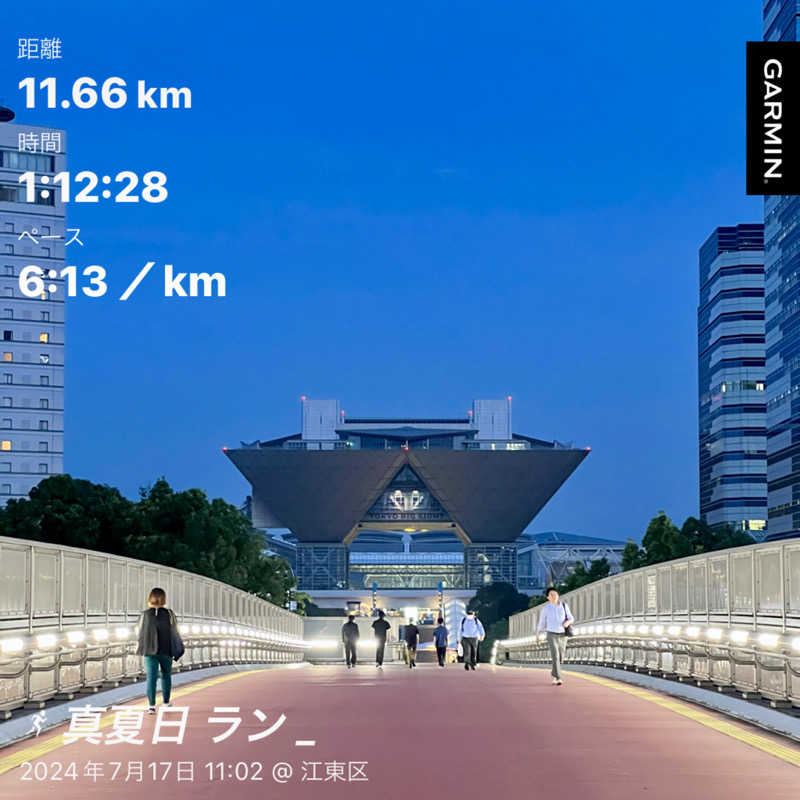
(36, 633, 58, 649)
(66, 631, 85, 645)
(792, 636, 800, 652)
(638, 625, 649, 635)
(706, 628, 723, 641)
(652, 625, 664, 636)
(91, 629, 109, 642)
(604, 624, 613, 633)
(614, 625, 623, 634)
(758, 632, 780, 648)
(667, 626, 681, 637)
(730, 630, 749, 645)
(1, 637, 25, 654)
(211, 625, 220, 634)
(202, 625, 211, 634)
(685, 626, 700, 638)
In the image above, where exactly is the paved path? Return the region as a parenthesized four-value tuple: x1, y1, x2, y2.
(0, 663, 797, 799)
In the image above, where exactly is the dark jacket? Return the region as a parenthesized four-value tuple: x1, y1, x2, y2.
(371, 618, 391, 639)
(342, 620, 360, 642)
(136, 607, 181, 658)
(433, 624, 448, 647)
(404, 623, 420, 647)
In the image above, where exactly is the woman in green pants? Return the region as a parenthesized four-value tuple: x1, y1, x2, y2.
(136, 587, 182, 713)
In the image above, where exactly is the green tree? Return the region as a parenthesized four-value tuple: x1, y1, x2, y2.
(0, 474, 138, 554)
(641, 511, 692, 565)
(621, 540, 646, 571)
(559, 557, 611, 593)
(680, 516, 755, 553)
(467, 581, 530, 628)
(0, 474, 295, 606)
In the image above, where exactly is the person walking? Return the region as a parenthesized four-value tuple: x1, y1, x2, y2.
(458, 610, 484, 671)
(404, 619, 420, 668)
(433, 616, 449, 667)
(342, 614, 360, 668)
(371, 610, 391, 668)
(536, 586, 574, 685)
(136, 587, 184, 714)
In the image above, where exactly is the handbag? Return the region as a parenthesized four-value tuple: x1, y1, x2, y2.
(168, 609, 185, 662)
(562, 602, 574, 637)
(457, 642, 464, 657)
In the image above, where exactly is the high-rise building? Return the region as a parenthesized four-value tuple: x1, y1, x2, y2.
(763, 2, 800, 538)
(0, 116, 66, 502)
(698, 224, 767, 538)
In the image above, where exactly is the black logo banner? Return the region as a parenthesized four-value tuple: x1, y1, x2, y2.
(747, 41, 800, 195)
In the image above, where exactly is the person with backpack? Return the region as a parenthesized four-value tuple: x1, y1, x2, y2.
(433, 616, 449, 667)
(341, 614, 360, 668)
(457, 610, 485, 671)
(136, 587, 184, 714)
(371, 610, 391, 668)
(536, 586, 574, 685)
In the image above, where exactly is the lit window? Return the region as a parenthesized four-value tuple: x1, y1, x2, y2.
(39, 333, 48, 343)
(2, 353, 10, 362)
(1, 440, 11, 451)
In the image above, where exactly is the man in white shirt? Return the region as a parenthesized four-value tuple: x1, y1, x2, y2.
(536, 586, 574, 685)
(458, 610, 485, 671)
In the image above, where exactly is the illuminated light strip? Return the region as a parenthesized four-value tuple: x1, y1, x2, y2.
(0, 669, 267, 776)
(561, 670, 800, 768)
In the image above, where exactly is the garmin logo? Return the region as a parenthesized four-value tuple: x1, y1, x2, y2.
(762, 58, 783, 180)
(747, 42, 800, 195)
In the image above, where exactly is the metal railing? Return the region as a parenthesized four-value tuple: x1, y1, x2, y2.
(0, 536, 305, 714)
(500, 539, 800, 706)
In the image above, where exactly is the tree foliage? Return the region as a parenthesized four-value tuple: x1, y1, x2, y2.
(0, 474, 295, 606)
(467, 581, 530, 629)
(621, 512, 756, 570)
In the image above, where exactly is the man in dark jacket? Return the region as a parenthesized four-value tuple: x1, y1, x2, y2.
(341, 614, 360, 668)
(371, 610, 391, 669)
(404, 618, 420, 668)
(433, 617, 449, 667)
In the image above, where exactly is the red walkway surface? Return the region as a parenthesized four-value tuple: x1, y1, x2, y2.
(0, 663, 798, 799)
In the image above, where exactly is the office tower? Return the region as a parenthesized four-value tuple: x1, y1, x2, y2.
(698, 224, 766, 538)
(763, 2, 800, 537)
(0, 116, 65, 502)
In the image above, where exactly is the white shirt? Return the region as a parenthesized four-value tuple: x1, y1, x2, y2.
(537, 601, 574, 633)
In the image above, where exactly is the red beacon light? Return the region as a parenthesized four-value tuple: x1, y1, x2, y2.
(221, 446, 228, 453)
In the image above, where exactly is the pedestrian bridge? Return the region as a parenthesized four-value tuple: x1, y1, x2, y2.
(0, 535, 798, 798)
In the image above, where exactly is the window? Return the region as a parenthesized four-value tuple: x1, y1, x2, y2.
(1, 440, 11, 451)
(38, 441, 47, 452)
(3, 266, 11, 276)
(40, 226, 50, 235)
(2, 397, 10, 407)
(0, 463, 10, 473)
(2, 223, 11, 233)
(0, 150, 55, 172)
(1, 484, 10, 495)
(40, 312, 49, 322)
(3, 245, 12, 255)
(3, 288, 11, 298)
(38, 463, 48, 474)
(40, 247, 50, 258)
(3, 309, 12, 319)
(39, 354, 49, 365)
(40, 375, 49, 386)
(38, 420, 48, 431)
(1, 419, 10, 428)
(0, 183, 54, 205)
(39, 332, 48, 343)
(3, 374, 11, 384)
(2, 331, 10, 341)
(2, 353, 10, 362)
(39, 399, 48, 409)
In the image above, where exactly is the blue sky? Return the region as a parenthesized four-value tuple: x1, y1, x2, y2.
(5, 1, 764, 542)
